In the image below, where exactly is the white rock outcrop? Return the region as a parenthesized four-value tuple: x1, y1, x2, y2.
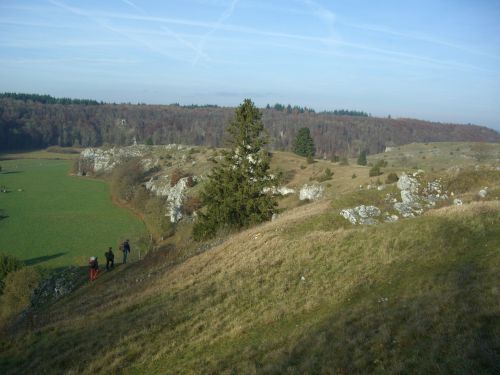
(340, 205, 381, 225)
(299, 184, 324, 201)
(80, 146, 149, 172)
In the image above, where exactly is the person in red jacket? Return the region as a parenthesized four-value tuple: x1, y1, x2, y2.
(89, 256, 99, 281)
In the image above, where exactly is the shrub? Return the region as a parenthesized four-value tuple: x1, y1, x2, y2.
(351, 173, 357, 179)
(385, 172, 399, 184)
(182, 196, 202, 216)
(0, 267, 40, 329)
(339, 157, 349, 166)
(110, 159, 144, 201)
(318, 168, 334, 182)
(0, 254, 23, 294)
(170, 168, 185, 187)
(306, 156, 315, 164)
(369, 166, 382, 177)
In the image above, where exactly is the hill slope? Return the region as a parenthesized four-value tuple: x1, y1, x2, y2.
(1, 199, 498, 374)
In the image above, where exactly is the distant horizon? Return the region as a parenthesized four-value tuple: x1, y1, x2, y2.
(1, 1, 499, 130)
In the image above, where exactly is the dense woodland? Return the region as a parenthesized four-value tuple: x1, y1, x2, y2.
(1, 96, 498, 156)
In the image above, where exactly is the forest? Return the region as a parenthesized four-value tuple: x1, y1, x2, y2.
(1, 95, 498, 156)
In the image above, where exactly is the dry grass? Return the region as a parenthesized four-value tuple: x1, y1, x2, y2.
(1, 198, 499, 374)
(1, 144, 500, 374)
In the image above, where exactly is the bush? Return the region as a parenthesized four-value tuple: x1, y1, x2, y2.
(369, 166, 382, 177)
(339, 157, 349, 166)
(351, 173, 357, 179)
(170, 169, 195, 187)
(306, 156, 315, 164)
(0, 267, 40, 329)
(317, 168, 334, 182)
(385, 172, 399, 184)
(144, 197, 175, 240)
(182, 196, 202, 216)
(0, 254, 23, 294)
(110, 159, 144, 201)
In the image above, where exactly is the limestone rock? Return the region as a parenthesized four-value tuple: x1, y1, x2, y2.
(340, 205, 381, 225)
(299, 184, 324, 201)
(478, 188, 488, 198)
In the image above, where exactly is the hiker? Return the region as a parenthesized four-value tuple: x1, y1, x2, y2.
(122, 239, 131, 264)
(105, 247, 114, 270)
(89, 256, 99, 281)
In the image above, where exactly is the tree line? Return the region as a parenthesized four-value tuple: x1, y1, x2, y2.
(1, 96, 498, 155)
(0, 93, 100, 106)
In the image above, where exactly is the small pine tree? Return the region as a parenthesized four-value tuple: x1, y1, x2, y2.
(357, 150, 367, 166)
(292, 127, 315, 158)
(193, 99, 278, 241)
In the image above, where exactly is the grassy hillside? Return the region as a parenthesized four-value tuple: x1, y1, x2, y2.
(0, 142, 499, 374)
(1, 199, 498, 374)
(0, 158, 146, 267)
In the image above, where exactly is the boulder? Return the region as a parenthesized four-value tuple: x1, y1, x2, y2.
(397, 173, 419, 193)
(299, 184, 324, 201)
(478, 188, 488, 198)
(340, 205, 381, 225)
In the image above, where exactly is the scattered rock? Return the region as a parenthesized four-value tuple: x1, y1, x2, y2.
(340, 205, 381, 225)
(453, 199, 463, 206)
(299, 184, 324, 201)
(397, 173, 419, 193)
(31, 266, 83, 308)
(478, 188, 488, 198)
(384, 215, 399, 223)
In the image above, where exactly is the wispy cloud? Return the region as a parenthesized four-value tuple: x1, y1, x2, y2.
(192, 0, 239, 65)
(341, 21, 500, 61)
(48, 0, 194, 64)
(120, 0, 211, 64)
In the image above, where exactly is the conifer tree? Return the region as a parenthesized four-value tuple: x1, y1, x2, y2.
(193, 99, 278, 241)
(292, 127, 315, 157)
(357, 150, 367, 166)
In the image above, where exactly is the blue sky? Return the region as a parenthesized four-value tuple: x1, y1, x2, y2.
(1, 0, 499, 130)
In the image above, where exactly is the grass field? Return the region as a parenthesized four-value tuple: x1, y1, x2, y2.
(0, 159, 146, 268)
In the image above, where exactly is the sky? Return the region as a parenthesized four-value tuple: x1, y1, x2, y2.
(1, 0, 499, 130)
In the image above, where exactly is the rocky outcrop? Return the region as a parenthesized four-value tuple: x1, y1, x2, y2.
(341, 171, 453, 225)
(299, 184, 324, 201)
(145, 175, 198, 223)
(340, 205, 381, 225)
(80, 145, 150, 173)
(31, 266, 83, 307)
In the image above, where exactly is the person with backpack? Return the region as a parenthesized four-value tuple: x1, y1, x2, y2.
(89, 256, 99, 281)
(122, 239, 131, 264)
(105, 247, 114, 270)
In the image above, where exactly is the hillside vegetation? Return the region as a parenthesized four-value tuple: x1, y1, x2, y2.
(0, 200, 498, 374)
(0, 141, 499, 374)
(1, 97, 498, 156)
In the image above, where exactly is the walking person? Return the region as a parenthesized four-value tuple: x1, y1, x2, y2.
(105, 247, 114, 270)
(122, 239, 131, 264)
(89, 256, 99, 281)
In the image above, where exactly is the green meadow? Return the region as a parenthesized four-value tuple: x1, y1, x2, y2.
(0, 158, 146, 268)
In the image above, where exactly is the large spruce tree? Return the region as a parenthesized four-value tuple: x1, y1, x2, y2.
(193, 99, 278, 241)
(292, 127, 315, 157)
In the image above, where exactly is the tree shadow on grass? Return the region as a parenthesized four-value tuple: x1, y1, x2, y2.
(24, 252, 67, 266)
(0, 171, 23, 175)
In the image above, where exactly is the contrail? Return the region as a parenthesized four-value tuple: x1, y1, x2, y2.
(121, 0, 210, 62)
(192, 0, 239, 66)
